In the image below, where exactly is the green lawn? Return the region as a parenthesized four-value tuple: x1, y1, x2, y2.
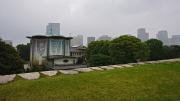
(0, 62, 180, 101)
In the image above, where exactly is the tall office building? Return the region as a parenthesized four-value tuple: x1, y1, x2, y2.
(46, 23, 60, 36)
(71, 35, 83, 46)
(137, 28, 149, 41)
(87, 37, 95, 45)
(170, 35, 180, 45)
(4, 40, 13, 46)
(98, 35, 111, 41)
(157, 30, 169, 45)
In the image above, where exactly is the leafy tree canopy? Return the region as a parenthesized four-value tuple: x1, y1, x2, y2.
(145, 39, 164, 60)
(87, 54, 111, 67)
(87, 40, 110, 59)
(0, 40, 24, 75)
(16, 43, 30, 61)
(110, 35, 149, 64)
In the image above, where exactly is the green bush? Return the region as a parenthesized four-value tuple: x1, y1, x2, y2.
(0, 40, 24, 75)
(16, 43, 30, 61)
(109, 35, 149, 64)
(88, 54, 112, 67)
(87, 40, 110, 60)
(145, 39, 164, 60)
(29, 65, 49, 72)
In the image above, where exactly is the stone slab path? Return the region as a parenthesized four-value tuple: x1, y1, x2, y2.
(89, 67, 104, 71)
(110, 65, 124, 68)
(121, 64, 134, 68)
(136, 62, 146, 65)
(1, 58, 180, 84)
(0, 74, 16, 84)
(100, 66, 114, 70)
(59, 70, 79, 75)
(74, 68, 93, 73)
(18, 72, 40, 80)
(41, 71, 58, 76)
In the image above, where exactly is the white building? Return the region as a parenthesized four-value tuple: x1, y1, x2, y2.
(71, 35, 83, 46)
(27, 35, 77, 68)
(98, 35, 111, 41)
(137, 28, 149, 42)
(157, 30, 169, 45)
(46, 23, 60, 36)
(87, 37, 95, 45)
(170, 35, 180, 45)
(4, 40, 13, 46)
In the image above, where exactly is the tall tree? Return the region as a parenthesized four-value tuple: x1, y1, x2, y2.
(87, 40, 110, 59)
(0, 40, 24, 75)
(88, 54, 112, 67)
(109, 35, 149, 64)
(145, 39, 164, 60)
(86, 40, 111, 66)
(16, 43, 30, 61)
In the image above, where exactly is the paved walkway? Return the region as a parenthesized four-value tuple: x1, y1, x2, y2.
(1, 58, 180, 84)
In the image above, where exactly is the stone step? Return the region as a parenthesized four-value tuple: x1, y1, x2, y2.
(41, 71, 58, 76)
(89, 67, 104, 71)
(0, 74, 16, 84)
(59, 70, 79, 75)
(109, 65, 124, 68)
(18, 72, 40, 80)
(99, 66, 114, 70)
(74, 68, 94, 73)
(121, 64, 134, 68)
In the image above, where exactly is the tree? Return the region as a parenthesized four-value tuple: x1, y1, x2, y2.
(87, 54, 112, 67)
(109, 35, 149, 64)
(163, 45, 180, 59)
(87, 40, 110, 60)
(145, 39, 164, 60)
(0, 40, 24, 75)
(16, 43, 30, 61)
(170, 45, 180, 58)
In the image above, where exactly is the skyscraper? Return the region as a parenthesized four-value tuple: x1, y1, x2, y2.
(87, 37, 95, 45)
(46, 23, 60, 36)
(137, 28, 149, 41)
(98, 35, 111, 41)
(157, 30, 169, 45)
(170, 35, 180, 45)
(4, 40, 13, 46)
(71, 35, 83, 46)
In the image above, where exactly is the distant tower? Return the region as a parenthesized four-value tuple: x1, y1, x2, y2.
(137, 28, 149, 42)
(71, 35, 84, 46)
(87, 37, 96, 45)
(98, 35, 111, 41)
(46, 23, 60, 36)
(157, 30, 169, 45)
(170, 35, 180, 45)
(4, 40, 13, 46)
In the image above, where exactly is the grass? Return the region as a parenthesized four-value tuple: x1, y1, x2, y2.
(0, 62, 180, 101)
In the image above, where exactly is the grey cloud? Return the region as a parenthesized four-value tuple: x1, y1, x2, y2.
(0, 0, 180, 45)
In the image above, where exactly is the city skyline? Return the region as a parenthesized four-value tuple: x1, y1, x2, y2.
(0, 0, 180, 46)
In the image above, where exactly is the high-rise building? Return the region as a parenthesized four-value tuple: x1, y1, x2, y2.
(170, 35, 180, 45)
(157, 30, 169, 45)
(87, 37, 95, 45)
(4, 40, 13, 46)
(137, 28, 149, 41)
(98, 35, 111, 41)
(71, 35, 83, 46)
(46, 23, 60, 36)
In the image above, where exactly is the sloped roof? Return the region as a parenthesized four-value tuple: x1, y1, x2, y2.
(27, 35, 72, 39)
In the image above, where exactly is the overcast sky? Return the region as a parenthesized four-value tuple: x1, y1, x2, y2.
(0, 0, 180, 46)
